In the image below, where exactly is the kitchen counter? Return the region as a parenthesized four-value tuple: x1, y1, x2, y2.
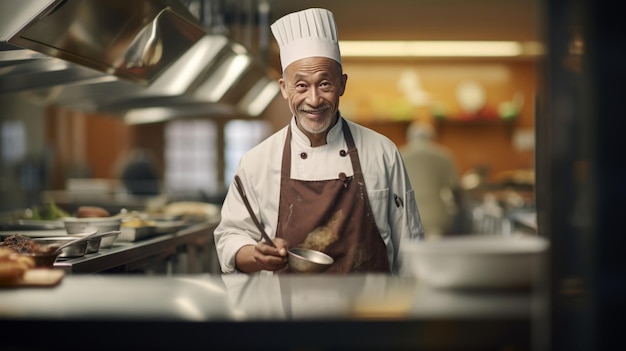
(1, 220, 221, 275)
(54, 221, 220, 274)
(0, 273, 548, 350)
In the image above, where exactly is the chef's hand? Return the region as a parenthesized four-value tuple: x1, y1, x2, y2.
(235, 238, 288, 273)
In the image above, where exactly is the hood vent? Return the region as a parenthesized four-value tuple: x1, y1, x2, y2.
(27, 34, 280, 121)
(0, 0, 280, 121)
(2, 0, 206, 84)
(0, 45, 107, 94)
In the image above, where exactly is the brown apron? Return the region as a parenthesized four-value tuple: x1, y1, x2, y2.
(276, 118, 390, 273)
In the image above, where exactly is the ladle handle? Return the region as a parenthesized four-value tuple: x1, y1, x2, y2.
(54, 230, 121, 253)
(233, 175, 277, 248)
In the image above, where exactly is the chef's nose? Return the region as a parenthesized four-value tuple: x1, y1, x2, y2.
(307, 87, 321, 103)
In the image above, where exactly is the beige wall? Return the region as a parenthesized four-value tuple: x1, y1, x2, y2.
(339, 58, 538, 179)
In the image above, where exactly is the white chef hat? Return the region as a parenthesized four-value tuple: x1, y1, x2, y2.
(270, 8, 341, 72)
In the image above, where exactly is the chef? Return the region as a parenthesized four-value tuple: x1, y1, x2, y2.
(214, 8, 424, 275)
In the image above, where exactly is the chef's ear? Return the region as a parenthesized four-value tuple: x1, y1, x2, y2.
(278, 77, 289, 99)
(339, 73, 348, 96)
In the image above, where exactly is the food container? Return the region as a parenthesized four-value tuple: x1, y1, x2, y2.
(288, 248, 334, 273)
(63, 216, 122, 234)
(32, 237, 88, 259)
(64, 217, 122, 249)
(400, 234, 549, 290)
(69, 234, 101, 253)
(99, 230, 120, 248)
(119, 226, 157, 242)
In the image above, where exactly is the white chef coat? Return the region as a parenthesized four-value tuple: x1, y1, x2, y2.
(214, 115, 424, 274)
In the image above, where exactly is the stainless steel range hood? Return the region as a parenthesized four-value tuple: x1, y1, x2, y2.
(1, 0, 206, 84)
(0, 0, 280, 121)
(0, 44, 108, 94)
(27, 34, 281, 121)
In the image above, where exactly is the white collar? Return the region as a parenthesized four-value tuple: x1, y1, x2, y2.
(290, 115, 344, 147)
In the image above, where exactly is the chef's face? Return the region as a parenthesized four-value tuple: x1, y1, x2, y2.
(279, 57, 347, 142)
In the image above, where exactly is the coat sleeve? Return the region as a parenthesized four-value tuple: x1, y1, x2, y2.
(386, 147, 425, 274)
(213, 165, 262, 274)
(213, 128, 286, 274)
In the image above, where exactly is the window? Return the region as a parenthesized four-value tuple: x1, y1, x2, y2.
(1, 120, 26, 163)
(165, 120, 217, 197)
(224, 120, 270, 186)
(164, 119, 270, 199)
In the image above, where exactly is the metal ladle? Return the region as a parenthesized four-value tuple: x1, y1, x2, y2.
(233, 175, 276, 248)
(50, 230, 121, 255)
(232, 175, 334, 273)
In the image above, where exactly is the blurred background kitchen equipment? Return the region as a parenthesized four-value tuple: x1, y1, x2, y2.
(63, 217, 122, 235)
(32, 237, 88, 258)
(400, 234, 548, 289)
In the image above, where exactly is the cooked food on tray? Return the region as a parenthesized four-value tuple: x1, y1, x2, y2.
(121, 217, 156, 228)
(0, 247, 35, 282)
(0, 234, 56, 254)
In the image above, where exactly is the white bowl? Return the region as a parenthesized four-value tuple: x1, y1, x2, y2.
(63, 217, 122, 234)
(400, 234, 549, 290)
(63, 217, 121, 249)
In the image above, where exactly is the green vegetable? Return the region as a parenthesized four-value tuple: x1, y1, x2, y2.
(30, 201, 69, 220)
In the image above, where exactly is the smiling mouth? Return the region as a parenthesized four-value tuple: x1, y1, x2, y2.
(301, 107, 329, 116)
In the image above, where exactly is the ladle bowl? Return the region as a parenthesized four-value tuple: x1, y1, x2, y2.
(232, 175, 335, 274)
(288, 248, 334, 273)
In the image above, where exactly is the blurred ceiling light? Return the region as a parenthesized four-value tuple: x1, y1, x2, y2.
(147, 35, 228, 95)
(194, 53, 251, 101)
(124, 107, 173, 124)
(123, 104, 238, 124)
(339, 41, 544, 58)
(238, 78, 280, 116)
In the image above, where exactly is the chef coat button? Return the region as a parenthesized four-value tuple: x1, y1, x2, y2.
(300, 152, 307, 159)
(339, 149, 347, 157)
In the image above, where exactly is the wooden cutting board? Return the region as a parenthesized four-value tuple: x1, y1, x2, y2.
(0, 269, 64, 288)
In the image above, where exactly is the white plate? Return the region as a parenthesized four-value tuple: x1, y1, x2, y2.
(455, 80, 486, 114)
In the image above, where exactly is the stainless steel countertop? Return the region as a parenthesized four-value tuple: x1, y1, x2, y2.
(0, 274, 539, 320)
(1, 220, 219, 274)
(0, 273, 547, 350)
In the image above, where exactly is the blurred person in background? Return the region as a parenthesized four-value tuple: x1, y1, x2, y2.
(401, 121, 463, 240)
(118, 148, 160, 196)
(214, 8, 424, 275)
